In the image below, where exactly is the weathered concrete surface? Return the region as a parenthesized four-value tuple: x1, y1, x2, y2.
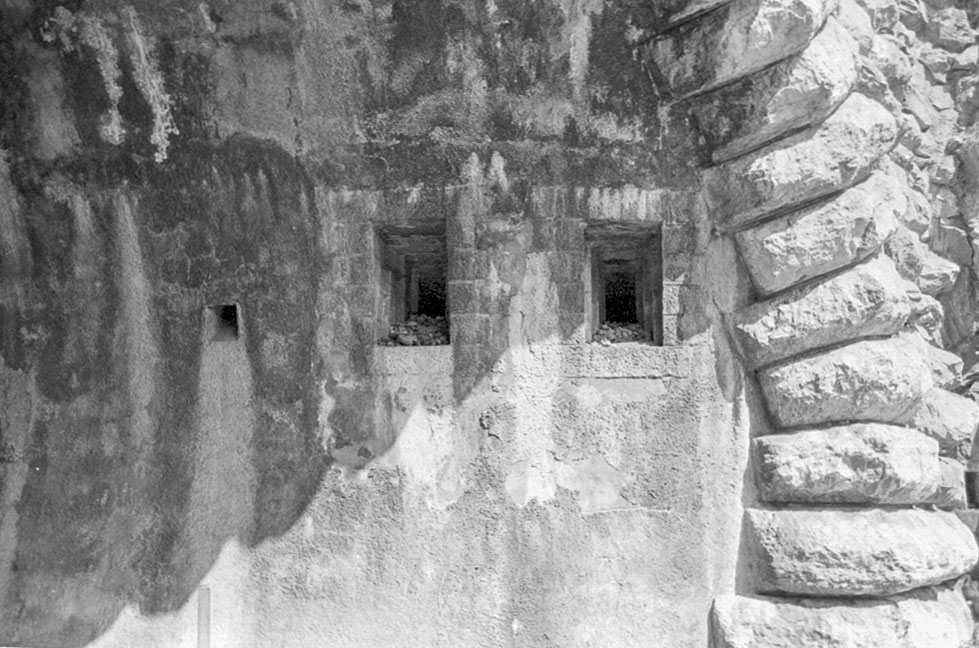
(692, 17, 859, 163)
(757, 336, 933, 428)
(711, 585, 974, 648)
(732, 255, 912, 368)
(913, 387, 979, 457)
(745, 508, 978, 596)
(735, 172, 904, 295)
(705, 93, 898, 227)
(644, 0, 838, 98)
(754, 424, 943, 504)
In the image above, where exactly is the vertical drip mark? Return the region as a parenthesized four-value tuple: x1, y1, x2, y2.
(184, 304, 256, 583)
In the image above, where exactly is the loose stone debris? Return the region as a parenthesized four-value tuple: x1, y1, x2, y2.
(591, 322, 646, 344)
(378, 315, 450, 346)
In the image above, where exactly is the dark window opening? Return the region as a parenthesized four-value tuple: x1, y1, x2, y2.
(604, 262, 639, 324)
(586, 225, 662, 345)
(967, 471, 978, 509)
(417, 272, 447, 318)
(210, 304, 240, 341)
(376, 224, 449, 346)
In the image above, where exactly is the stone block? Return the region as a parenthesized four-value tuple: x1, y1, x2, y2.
(758, 336, 932, 428)
(644, 0, 837, 99)
(932, 457, 967, 508)
(735, 172, 902, 295)
(706, 93, 898, 228)
(692, 17, 858, 163)
(732, 255, 911, 368)
(886, 226, 961, 296)
(754, 424, 943, 504)
(905, 331, 963, 388)
(838, 0, 874, 54)
(746, 508, 978, 596)
(856, 0, 899, 32)
(913, 387, 979, 456)
(926, 7, 976, 52)
(711, 586, 973, 648)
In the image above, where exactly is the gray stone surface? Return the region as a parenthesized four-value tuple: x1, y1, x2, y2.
(758, 336, 933, 428)
(706, 93, 898, 227)
(644, 0, 838, 98)
(913, 387, 979, 457)
(886, 225, 961, 296)
(711, 586, 974, 648)
(746, 508, 979, 596)
(735, 171, 903, 295)
(692, 17, 858, 163)
(732, 255, 912, 368)
(754, 424, 943, 504)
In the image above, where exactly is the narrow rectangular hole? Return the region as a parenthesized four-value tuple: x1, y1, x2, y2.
(586, 224, 662, 345)
(604, 261, 639, 325)
(377, 224, 449, 346)
(967, 471, 978, 509)
(210, 304, 240, 341)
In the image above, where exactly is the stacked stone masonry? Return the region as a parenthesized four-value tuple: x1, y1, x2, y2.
(643, 0, 979, 644)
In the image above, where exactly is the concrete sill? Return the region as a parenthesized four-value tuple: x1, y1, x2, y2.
(373, 344, 454, 376)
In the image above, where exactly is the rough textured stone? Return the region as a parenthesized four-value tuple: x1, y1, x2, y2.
(926, 8, 976, 52)
(905, 330, 963, 388)
(887, 226, 961, 295)
(754, 424, 943, 504)
(644, 0, 838, 99)
(707, 94, 898, 227)
(711, 586, 974, 648)
(692, 18, 859, 163)
(758, 336, 933, 428)
(746, 508, 978, 596)
(839, 0, 874, 54)
(856, 0, 900, 32)
(933, 457, 967, 508)
(736, 172, 903, 295)
(913, 387, 979, 457)
(732, 255, 912, 368)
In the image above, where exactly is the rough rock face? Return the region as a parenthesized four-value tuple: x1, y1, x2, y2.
(735, 171, 903, 295)
(644, 0, 838, 99)
(913, 387, 979, 458)
(745, 508, 979, 596)
(754, 424, 943, 504)
(711, 586, 974, 648)
(705, 93, 898, 227)
(732, 255, 912, 368)
(691, 17, 859, 162)
(758, 336, 933, 428)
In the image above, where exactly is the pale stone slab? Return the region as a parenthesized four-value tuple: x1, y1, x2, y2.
(644, 0, 838, 98)
(913, 387, 979, 456)
(932, 457, 967, 509)
(693, 17, 858, 163)
(711, 586, 974, 648)
(905, 331, 963, 389)
(886, 226, 961, 296)
(746, 508, 978, 596)
(732, 255, 912, 368)
(758, 336, 933, 428)
(706, 93, 897, 227)
(735, 172, 903, 295)
(754, 424, 942, 504)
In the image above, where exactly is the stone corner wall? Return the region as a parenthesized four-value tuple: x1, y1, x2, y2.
(646, 0, 979, 646)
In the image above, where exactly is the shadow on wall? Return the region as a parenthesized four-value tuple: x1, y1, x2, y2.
(0, 141, 337, 646)
(0, 0, 709, 644)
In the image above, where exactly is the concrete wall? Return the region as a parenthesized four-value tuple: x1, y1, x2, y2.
(0, 1, 755, 646)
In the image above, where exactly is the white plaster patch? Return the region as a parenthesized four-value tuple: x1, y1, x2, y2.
(555, 454, 631, 514)
(504, 459, 558, 507)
